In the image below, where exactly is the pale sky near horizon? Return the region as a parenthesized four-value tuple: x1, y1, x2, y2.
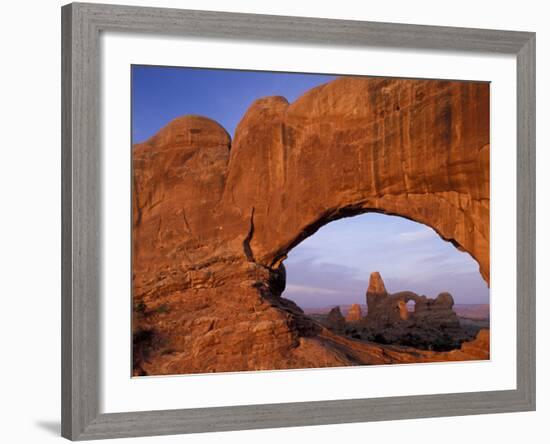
(132, 66, 490, 308)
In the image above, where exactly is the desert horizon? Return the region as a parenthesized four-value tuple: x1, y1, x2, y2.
(303, 303, 489, 317)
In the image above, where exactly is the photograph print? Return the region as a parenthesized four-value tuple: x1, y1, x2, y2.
(131, 66, 490, 377)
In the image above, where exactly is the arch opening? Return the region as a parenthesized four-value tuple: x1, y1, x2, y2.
(280, 212, 489, 351)
(267, 202, 488, 286)
(406, 299, 417, 312)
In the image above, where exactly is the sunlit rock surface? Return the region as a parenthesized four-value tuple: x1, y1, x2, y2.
(346, 304, 363, 322)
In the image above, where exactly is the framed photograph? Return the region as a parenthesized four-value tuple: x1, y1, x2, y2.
(61, 2, 535, 440)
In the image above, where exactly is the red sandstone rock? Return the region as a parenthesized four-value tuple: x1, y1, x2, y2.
(368, 272, 387, 294)
(346, 304, 363, 322)
(224, 78, 490, 282)
(364, 272, 464, 349)
(327, 306, 346, 329)
(457, 329, 490, 360)
(132, 77, 490, 375)
(366, 272, 389, 317)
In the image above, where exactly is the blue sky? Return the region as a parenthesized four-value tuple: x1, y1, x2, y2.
(132, 66, 489, 308)
(132, 65, 336, 142)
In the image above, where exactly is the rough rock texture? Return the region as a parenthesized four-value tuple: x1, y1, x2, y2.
(346, 304, 363, 322)
(363, 272, 467, 350)
(132, 77, 490, 375)
(366, 271, 389, 319)
(457, 329, 490, 360)
(327, 306, 346, 329)
(366, 272, 460, 327)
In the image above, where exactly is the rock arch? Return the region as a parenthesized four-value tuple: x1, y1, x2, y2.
(222, 77, 489, 282)
(132, 76, 490, 375)
(365, 272, 459, 329)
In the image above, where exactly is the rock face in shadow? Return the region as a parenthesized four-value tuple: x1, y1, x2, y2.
(132, 77, 490, 375)
(363, 272, 466, 350)
(366, 272, 460, 327)
(327, 306, 346, 329)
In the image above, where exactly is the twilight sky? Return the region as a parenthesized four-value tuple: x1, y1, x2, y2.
(132, 66, 490, 308)
(284, 213, 489, 308)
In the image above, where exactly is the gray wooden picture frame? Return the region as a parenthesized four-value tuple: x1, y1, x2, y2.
(61, 2, 536, 440)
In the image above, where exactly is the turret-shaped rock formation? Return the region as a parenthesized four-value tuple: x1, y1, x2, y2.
(364, 272, 465, 350)
(366, 272, 388, 317)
